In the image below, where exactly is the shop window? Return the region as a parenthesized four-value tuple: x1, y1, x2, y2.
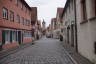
(5, 30, 10, 44)
(12, 31, 17, 42)
(10, 11, 14, 22)
(2, 8, 8, 20)
(24, 31, 32, 37)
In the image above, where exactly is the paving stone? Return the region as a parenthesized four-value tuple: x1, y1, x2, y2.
(0, 37, 74, 64)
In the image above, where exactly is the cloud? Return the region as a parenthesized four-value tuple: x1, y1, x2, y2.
(25, 0, 66, 27)
(25, 0, 54, 7)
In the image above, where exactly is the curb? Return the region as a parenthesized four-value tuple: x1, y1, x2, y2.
(63, 48, 78, 64)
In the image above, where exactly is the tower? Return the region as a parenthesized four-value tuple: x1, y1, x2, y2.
(42, 19, 46, 28)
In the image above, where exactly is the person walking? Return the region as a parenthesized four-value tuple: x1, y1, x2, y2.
(60, 33, 63, 41)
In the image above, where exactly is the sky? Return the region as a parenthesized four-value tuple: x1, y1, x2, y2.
(25, 0, 66, 27)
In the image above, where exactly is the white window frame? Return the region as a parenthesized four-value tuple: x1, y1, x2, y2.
(2, 8, 8, 19)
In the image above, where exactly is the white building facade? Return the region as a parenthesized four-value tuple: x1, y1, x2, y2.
(62, 0, 77, 49)
(76, 0, 96, 63)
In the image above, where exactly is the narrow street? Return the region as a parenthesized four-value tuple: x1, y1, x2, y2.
(0, 37, 74, 64)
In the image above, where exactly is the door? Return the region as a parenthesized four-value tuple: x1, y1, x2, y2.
(67, 26, 70, 44)
(71, 24, 74, 47)
(1, 30, 6, 50)
(18, 31, 22, 44)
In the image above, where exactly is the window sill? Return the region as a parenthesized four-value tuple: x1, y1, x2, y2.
(88, 16, 96, 21)
(3, 17, 8, 20)
(80, 16, 96, 24)
(80, 19, 88, 24)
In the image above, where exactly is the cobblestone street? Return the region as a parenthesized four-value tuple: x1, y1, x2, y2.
(0, 37, 75, 64)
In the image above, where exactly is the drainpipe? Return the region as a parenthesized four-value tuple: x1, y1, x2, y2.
(74, 0, 78, 52)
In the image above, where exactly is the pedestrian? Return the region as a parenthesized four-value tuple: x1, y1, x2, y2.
(60, 33, 63, 41)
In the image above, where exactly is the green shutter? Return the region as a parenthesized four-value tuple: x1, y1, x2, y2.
(2, 30, 6, 44)
(16, 31, 18, 41)
(10, 31, 12, 42)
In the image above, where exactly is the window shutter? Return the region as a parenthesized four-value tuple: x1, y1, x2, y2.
(2, 30, 6, 45)
(16, 31, 18, 41)
(10, 31, 12, 42)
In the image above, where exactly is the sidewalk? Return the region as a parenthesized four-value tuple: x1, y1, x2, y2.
(0, 42, 34, 60)
(61, 42, 94, 64)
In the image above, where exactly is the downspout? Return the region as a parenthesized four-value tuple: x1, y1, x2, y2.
(74, 0, 78, 52)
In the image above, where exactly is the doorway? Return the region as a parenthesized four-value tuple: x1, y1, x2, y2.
(67, 26, 70, 44)
(71, 24, 74, 47)
(18, 31, 22, 44)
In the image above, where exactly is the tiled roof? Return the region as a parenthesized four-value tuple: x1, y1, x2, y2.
(57, 8, 64, 17)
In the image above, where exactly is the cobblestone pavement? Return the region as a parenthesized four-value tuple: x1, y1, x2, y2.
(0, 37, 75, 64)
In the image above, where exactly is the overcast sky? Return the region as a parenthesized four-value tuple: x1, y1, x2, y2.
(25, 0, 66, 27)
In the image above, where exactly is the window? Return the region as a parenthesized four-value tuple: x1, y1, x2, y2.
(24, 19, 26, 25)
(28, 20, 30, 26)
(25, 19, 28, 25)
(30, 21, 31, 25)
(20, 2, 22, 9)
(2, 8, 8, 19)
(26, 20, 28, 25)
(24, 6, 26, 12)
(26, 8, 27, 13)
(17, 15, 20, 23)
(69, 3, 70, 13)
(81, 0, 87, 20)
(27, 20, 30, 26)
(72, 0, 74, 10)
(10, 11, 14, 21)
(29, 20, 31, 26)
(21, 17, 24, 25)
(21, 3, 23, 10)
(29, 11, 31, 16)
(16, 0, 19, 6)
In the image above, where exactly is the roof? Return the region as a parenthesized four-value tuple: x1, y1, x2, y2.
(51, 18, 56, 22)
(21, 0, 31, 10)
(61, 0, 70, 18)
(57, 8, 64, 18)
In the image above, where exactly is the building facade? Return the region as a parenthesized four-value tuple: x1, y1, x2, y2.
(31, 7, 37, 38)
(50, 18, 58, 38)
(62, 0, 77, 49)
(62, 0, 96, 63)
(56, 8, 64, 30)
(0, 0, 35, 50)
(76, 0, 96, 63)
(51, 18, 56, 30)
